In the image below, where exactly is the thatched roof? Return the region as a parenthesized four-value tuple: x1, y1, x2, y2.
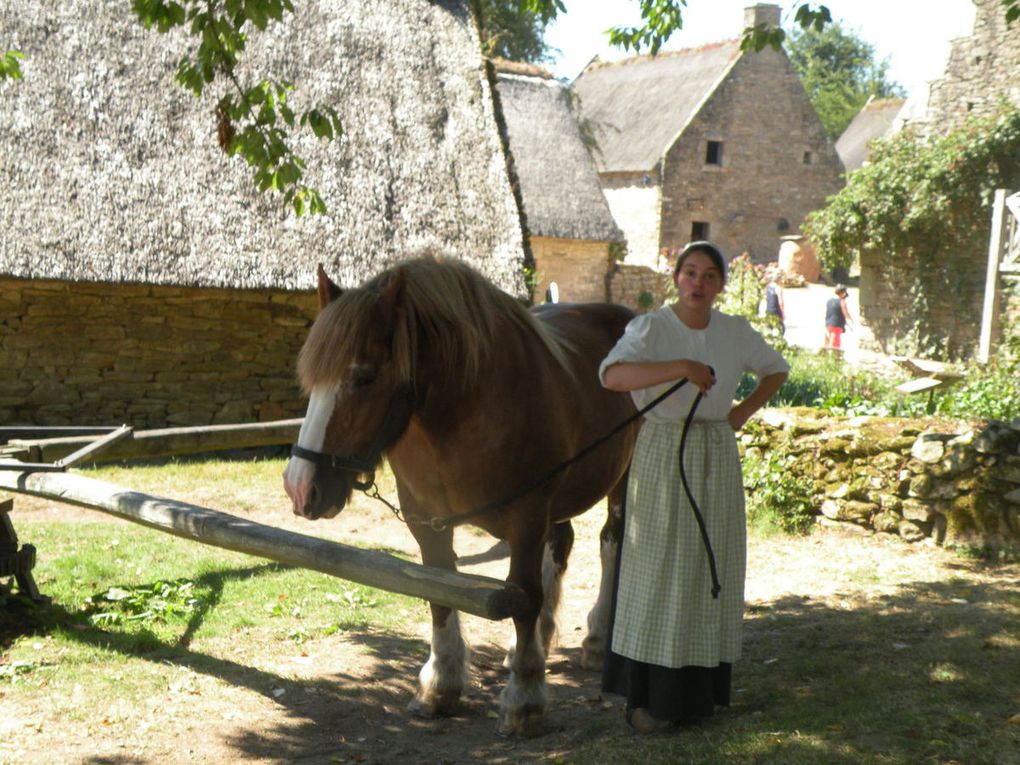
(835, 97, 906, 172)
(0, 0, 527, 295)
(495, 69, 622, 243)
(570, 41, 742, 174)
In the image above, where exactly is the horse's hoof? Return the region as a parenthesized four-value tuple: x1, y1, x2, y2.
(579, 644, 604, 671)
(495, 704, 545, 738)
(408, 692, 461, 717)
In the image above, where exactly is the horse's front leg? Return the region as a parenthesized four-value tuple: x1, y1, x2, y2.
(497, 518, 548, 737)
(406, 520, 469, 717)
(581, 476, 626, 670)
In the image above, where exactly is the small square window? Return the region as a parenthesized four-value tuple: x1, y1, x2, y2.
(691, 221, 710, 240)
(705, 141, 723, 165)
(803, 151, 813, 165)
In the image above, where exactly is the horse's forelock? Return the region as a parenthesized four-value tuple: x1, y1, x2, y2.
(298, 257, 568, 394)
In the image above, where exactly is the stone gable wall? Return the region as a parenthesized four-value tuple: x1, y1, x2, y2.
(530, 236, 612, 304)
(0, 279, 317, 428)
(745, 409, 1020, 548)
(598, 175, 662, 268)
(926, 0, 1020, 134)
(659, 50, 844, 263)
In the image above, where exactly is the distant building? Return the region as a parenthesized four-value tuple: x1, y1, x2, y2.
(571, 4, 844, 267)
(494, 61, 623, 303)
(835, 97, 906, 172)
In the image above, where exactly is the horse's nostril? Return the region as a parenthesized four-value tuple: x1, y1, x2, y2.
(309, 484, 320, 508)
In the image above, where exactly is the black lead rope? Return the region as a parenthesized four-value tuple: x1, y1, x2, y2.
(677, 389, 722, 599)
(377, 374, 722, 599)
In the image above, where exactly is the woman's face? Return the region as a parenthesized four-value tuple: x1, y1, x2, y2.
(674, 251, 725, 309)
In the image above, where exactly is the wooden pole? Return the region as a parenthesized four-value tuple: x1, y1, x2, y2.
(7, 419, 304, 465)
(0, 469, 528, 621)
(978, 189, 1006, 363)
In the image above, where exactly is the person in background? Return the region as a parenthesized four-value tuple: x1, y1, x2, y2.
(824, 284, 854, 350)
(598, 241, 789, 734)
(763, 268, 785, 333)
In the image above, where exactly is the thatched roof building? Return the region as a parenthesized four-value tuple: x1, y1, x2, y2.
(493, 62, 622, 303)
(0, 0, 526, 295)
(835, 97, 906, 173)
(0, 0, 530, 428)
(494, 63, 621, 244)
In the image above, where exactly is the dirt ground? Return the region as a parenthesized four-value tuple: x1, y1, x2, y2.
(4, 493, 1018, 765)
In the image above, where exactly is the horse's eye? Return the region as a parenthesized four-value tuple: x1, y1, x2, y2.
(352, 369, 376, 389)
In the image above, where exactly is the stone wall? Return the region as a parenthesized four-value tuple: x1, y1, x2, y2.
(745, 408, 1020, 548)
(530, 236, 612, 304)
(598, 174, 662, 268)
(0, 278, 317, 428)
(926, 0, 1020, 134)
(606, 263, 670, 313)
(659, 48, 844, 263)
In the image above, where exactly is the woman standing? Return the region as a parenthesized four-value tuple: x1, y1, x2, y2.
(599, 241, 788, 733)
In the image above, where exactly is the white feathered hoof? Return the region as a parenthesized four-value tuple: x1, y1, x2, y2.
(407, 689, 461, 717)
(579, 638, 604, 671)
(495, 703, 545, 738)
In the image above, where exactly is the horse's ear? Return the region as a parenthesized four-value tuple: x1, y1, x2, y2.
(316, 264, 342, 310)
(376, 267, 406, 324)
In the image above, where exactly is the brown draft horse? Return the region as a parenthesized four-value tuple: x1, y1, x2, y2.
(282, 255, 639, 736)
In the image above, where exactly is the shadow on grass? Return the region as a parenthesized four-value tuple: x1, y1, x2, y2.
(4, 563, 1019, 765)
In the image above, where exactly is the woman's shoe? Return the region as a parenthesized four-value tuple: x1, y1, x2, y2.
(629, 707, 671, 735)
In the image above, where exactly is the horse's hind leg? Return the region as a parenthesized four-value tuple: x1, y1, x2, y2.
(581, 474, 626, 670)
(406, 521, 469, 717)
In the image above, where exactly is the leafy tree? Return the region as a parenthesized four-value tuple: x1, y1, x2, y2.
(805, 103, 1020, 357)
(476, 0, 555, 63)
(785, 21, 904, 140)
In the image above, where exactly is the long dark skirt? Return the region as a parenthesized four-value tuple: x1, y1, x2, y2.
(602, 651, 731, 722)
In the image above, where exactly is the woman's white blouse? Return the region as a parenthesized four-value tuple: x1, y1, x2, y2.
(598, 306, 789, 424)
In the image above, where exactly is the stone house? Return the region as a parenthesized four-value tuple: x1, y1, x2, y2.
(570, 3, 844, 269)
(494, 61, 623, 304)
(0, 0, 526, 428)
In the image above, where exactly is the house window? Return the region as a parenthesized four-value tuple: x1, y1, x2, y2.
(803, 151, 813, 165)
(705, 140, 723, 166)
(691, 221, 710, 240)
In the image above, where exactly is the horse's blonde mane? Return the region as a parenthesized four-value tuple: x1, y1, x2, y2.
(298, 256, 569, 393)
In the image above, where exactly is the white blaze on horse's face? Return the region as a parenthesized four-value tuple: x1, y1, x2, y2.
(283, 385, 338, 517)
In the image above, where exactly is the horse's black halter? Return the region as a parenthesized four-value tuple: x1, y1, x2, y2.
(290, 384, 415, 492)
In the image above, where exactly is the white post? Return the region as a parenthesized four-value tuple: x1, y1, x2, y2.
(978, 189, 1006, 363)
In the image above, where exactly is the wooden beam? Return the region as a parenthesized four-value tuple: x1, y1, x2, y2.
(7, 420, 304, 465)
(978, 188, 1006, 363)
(0, 469, 528, 621)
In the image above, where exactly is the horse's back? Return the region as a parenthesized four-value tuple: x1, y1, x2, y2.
(529, 301, 635, 358)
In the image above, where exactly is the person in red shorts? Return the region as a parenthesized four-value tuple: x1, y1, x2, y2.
(824, 284, 853, 350)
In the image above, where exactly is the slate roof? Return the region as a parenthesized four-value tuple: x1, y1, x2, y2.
(570, 41, 743, 174)
(495, 66, 622, 243)
(0, 0, 527, 295)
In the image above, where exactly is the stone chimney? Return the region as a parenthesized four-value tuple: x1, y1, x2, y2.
(744, 3, 781, 31)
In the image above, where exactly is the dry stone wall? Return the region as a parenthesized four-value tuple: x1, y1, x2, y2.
(0, 279, 317, 428)
(744, 408, 1020, 549)
(607, 263, 670, 313)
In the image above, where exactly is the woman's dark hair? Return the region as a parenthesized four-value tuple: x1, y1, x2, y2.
(673, 240, 727, 283)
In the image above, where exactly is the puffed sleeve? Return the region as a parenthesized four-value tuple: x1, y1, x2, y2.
(739, 317, 790, 378)
(598, 311, 657, 387)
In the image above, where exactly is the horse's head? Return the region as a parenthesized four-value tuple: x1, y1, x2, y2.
(283, 265, 415, 520)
